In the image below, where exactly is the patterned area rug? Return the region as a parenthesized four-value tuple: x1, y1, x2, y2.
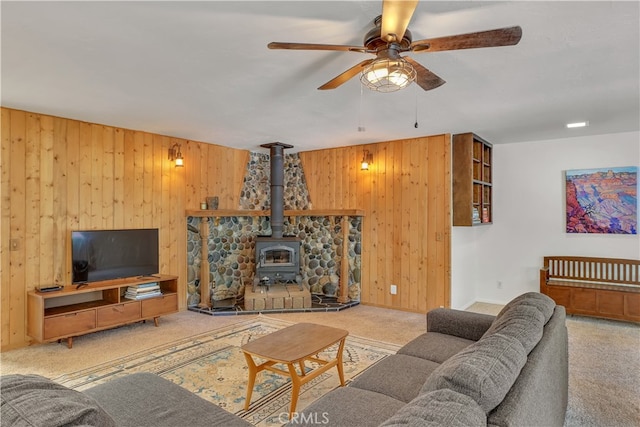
(54, 316, 400, 426)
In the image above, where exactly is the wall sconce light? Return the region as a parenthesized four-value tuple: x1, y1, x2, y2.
(361, 149, 373, 170)
(168, 143, 184, 167)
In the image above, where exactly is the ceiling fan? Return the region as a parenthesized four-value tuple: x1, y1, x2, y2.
(268, 0, 522, 92)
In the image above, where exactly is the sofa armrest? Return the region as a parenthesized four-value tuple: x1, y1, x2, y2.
(427, 308, 496, 341)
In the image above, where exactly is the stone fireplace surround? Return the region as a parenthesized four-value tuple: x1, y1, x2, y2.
(186, 152, 363, 313)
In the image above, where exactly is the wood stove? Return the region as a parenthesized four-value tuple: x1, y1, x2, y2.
(253, 236, 301, 291)
(252, 142, 303, 292)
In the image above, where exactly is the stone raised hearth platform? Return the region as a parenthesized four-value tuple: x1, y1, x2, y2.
(244, 283, 312, 311)
(188, 293, 359, 316)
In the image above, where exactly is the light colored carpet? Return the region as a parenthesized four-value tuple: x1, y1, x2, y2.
(1, 303, 639, 426)
(1, 310, 255, 377)
(563, 315, 640, 427)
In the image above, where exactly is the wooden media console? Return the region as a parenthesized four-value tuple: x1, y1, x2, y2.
(27, 275, 178, 348)
(540, 256, 640, 322)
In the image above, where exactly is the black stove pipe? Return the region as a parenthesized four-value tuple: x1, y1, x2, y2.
(260, 142, 293, 239)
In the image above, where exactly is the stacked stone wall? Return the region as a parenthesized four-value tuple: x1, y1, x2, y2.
(239, 152, 312, 210)
(186, 216, 361, 306)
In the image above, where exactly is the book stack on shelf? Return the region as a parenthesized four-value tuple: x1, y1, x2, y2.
(472, 207, 481, 224)
(482, 207, 490, 223)
(125, 282, 161, 300)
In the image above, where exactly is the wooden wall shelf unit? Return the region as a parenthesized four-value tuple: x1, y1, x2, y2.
(452, 133, 493, 226)
(27, 275, 178, 348)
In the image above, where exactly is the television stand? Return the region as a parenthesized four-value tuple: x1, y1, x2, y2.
(27, 275, 178, 349)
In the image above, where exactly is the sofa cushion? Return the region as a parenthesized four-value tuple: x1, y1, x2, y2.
(421, 333, 527, 413)
(0, 374, 116, 427)
(84, 372, 252, 427)
(482, 304, 545, 354)
(380, 389, 486, 427)
(497, 292, 555, 323)
(286, 387, 406, 427)
(426, 309, 496, 341)
(397, 332, 475, 364)
(349, 354, 440, 403)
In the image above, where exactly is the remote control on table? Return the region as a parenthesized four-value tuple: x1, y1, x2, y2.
(37, 285, 64, 293)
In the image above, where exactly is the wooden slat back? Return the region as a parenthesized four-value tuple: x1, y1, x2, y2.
(543, 256, 640, 285)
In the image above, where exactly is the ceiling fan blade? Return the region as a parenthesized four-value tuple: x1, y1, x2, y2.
(410, 26, 523, 52)
(318, 59, 375, 90)
(381, 0, 419, 42)
(268, 42, 367, 53)
(404, 57, 446, 91)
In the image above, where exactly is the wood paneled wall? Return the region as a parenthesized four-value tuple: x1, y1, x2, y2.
(1, 107, 450, 351)
(299, 135, 451, 313)
(1, 108, 249, 350)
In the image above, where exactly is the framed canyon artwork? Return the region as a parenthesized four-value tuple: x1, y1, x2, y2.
(565, 166, 637, 234)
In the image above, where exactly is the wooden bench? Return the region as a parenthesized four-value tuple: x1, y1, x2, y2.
(540, 256, 640, 323)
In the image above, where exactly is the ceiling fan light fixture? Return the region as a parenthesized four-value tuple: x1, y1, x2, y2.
(360, 57, 416, 92)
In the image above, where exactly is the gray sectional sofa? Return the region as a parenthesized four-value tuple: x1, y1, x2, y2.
(290, 292, 568, 426)
(1, 292, 567, 427)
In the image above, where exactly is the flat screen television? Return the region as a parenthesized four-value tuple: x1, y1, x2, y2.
(71, 228, 159, 283)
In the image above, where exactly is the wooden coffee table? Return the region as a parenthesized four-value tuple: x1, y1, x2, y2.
(241, 322, 349, 417)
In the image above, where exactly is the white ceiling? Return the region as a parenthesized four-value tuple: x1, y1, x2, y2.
(2, 1, 639, 153)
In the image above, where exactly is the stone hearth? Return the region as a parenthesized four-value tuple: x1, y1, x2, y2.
(244, 283, 312, 311)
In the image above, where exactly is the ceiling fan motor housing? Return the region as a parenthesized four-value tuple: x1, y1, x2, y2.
(364, 15, 412, 51)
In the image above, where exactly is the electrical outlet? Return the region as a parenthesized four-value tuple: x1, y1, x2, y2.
(390, 284, 397, 295)
(497, 281, 503, 289)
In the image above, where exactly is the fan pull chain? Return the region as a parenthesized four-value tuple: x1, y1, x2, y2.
(358, 84, 365, 132)
(414, 86, 419, 128)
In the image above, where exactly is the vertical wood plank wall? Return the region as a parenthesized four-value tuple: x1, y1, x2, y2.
(299, 135, 451, 313)
(1, 107, 450, 351)
(0, 108, 249, 350)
